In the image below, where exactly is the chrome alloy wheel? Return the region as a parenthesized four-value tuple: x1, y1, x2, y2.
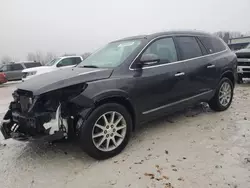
(219, 82, 232, 107)
(92, 111, 127, 152)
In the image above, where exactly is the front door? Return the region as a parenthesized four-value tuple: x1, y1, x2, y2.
(131, 37, 189, 120)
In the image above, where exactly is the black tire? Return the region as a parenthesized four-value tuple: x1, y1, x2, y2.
(78, 103, 132, 160)
(237, 74, 243, 84)
(209, 77, 234, 111)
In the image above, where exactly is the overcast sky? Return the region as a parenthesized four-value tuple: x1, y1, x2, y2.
(0, 0, 250, 61)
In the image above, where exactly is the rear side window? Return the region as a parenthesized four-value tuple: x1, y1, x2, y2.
(175, 36, 203, 60)
(199, 36, 226, 54)
(24, 62, 42, 68)
(10, 64, 24, 71)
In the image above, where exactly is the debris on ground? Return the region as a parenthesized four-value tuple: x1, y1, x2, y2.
(162, 175, 169, 180)
(178, 177, 184, 181)
(215, 165, 222, 168)
(134, 160, 144, 164)
(165, 150, 169, 154)
(165, 182, 174, 188)
(244, 117, 247, 120)
(144, 173, 155, 179)
(172, 168, 177, 171)
(109, 180, 117, 185)
(244, 158, 250, 163)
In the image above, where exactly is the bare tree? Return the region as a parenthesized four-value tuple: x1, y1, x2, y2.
(1, 56, 13, 65)
(62, 53, 76, 56)
(81, 52, 91, 60)
(44, 52, 57, 64)
(27, 51, 57, 65)
(214, 31, 246, 43)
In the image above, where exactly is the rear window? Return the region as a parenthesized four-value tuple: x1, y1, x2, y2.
(24, 62, 42, 68)
(199, 36, 226, 54)
(175, 36, 203, 60)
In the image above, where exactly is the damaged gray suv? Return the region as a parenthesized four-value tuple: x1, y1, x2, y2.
(1, 31, 237, 159)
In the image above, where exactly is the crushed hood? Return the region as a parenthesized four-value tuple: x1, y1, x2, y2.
(18, 67, 113, 95)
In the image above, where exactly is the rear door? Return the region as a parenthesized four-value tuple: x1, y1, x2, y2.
(198, 36, 227, 88)
(174, 36, 213, 97)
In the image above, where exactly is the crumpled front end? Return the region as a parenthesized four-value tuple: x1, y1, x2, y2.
(0, 89, 75, 141)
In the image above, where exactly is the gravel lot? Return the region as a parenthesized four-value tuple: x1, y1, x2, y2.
(0, 82, 250, 188)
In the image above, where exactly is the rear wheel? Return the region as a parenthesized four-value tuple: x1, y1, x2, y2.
(78, 103, 132, 160)
(209, 77, 233, 111)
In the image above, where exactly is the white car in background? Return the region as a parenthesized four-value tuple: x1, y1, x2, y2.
(22, 56, 83, 81)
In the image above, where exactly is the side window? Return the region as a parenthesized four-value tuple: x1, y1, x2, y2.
(75, 57, 82, 65)
(142, 37, 177, 64)
(11, 64, 24, 71)
(196, 37, 208, 55)
(24, 62, 42, 68)
(211, 37, 227, 52)
(175, 36, 203, 60)
(199, 36, 226, 54)
(57, 58, 76, 67)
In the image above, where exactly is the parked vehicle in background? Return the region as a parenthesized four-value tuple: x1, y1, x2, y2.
(0, 72, 7, 84)
(22, 56, 83, 81)
(235, 44, 250, 83)
(1, 31, 236, 160)
(0, 62, 42, 81)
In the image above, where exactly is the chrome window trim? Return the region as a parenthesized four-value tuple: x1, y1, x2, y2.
(142, 90, 213, 115)
(129, 34, 228, 70)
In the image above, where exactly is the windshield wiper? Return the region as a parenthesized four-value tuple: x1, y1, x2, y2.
(81, 65, 99, 68)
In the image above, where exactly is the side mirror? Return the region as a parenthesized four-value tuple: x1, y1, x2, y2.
(140, 53, 160, 66)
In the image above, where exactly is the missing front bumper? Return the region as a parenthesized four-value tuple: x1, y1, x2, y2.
(0, 106, 68, 141)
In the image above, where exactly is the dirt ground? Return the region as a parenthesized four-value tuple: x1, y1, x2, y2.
(0, 81, 250, 188)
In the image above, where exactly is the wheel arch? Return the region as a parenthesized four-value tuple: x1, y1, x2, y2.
(94, 94, 137, 131)
(220, 70, 235, 87)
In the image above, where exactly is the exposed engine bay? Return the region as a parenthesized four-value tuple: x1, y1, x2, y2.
(1, 83, 89, 141)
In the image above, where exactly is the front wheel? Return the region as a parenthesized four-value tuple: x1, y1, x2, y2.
(209, 77, 233, 111)
(78, 103, 132, 160)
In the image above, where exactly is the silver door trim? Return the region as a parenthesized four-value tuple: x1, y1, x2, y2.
(207, 64, 215, 68)
(174, 72, 185, 77)
(142, 90, 213, 115)
(129, 34, 228, 70)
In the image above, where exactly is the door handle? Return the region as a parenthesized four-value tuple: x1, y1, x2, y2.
(175, 72, 185, 77)
(207, 64, 215, 68)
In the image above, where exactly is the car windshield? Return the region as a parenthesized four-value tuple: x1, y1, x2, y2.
(45, 58, 61, 66)
(78, 40, 141, 68)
